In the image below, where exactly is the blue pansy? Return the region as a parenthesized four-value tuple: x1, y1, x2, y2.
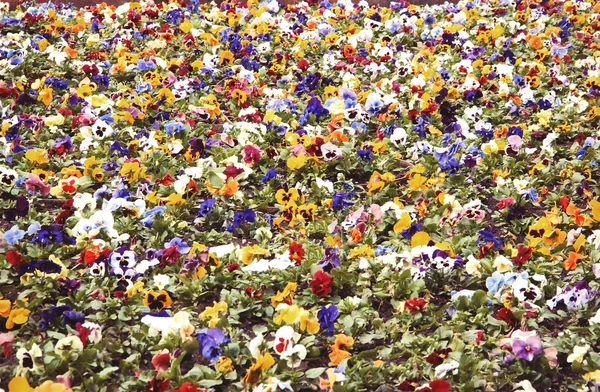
(198, 199, 216, 217)
(317, 305, 338, 336)
(4, 225, 25, 245)
(197, 328, 229, 363)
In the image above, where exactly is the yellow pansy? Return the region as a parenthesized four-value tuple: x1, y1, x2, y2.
(299, 308, 320, 334)
(241, 245, 269, 265)
(38, 87, 54, 105)
(585, 370, 600, 383)
(287, 154, 307, 170)
(217, 357, 234, 373)
(411, 232, 433, 248)
(200, 301, 228, 328)
(9, 376, 35, 392)
(120, 161, 145, 182)
(44, 114, 65, 127)
(271, 282, 297, 307)
(408, 173, 427, 192)
(243, 351, 275, 386)
(126, 281, 145, 297)
(6, 308, 31, 329)
(231, 89, 247, 105)
(89, 94, 110, 108)
(179, 18, 192, 33)
(25, 149, 49, 165)
(296, 204, 317, 222)
(274, 304, 301, 325)
(350, 244, 375, 259)
(367, 171, 395, 194)
(393, 213, 412, 233)
(0, 299, 10, 317)
(276, 188, 300, 205)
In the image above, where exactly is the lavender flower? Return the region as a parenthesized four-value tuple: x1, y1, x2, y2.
(511, 335, 543, 361)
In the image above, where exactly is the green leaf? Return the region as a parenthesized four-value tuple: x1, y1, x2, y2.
(197, 379, 223, 387)
(98, 366, 120, 378)
(305, 367, 326, 379)
(208, 171, 224, 188)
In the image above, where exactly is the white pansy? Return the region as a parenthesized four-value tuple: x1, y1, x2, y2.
(173, 175, 190, 194)
(465, 255, 482, 277)
(567, 345, 590, 364)
(434, 360, 459, 378)
(55, 336, 84, 356)
(153, 274, 170, 289)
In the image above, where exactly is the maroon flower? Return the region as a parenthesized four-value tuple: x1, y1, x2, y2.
(429, 380, 452, 392)
(397, 380, 417, 391)
(173, 382, 202, 392)
(494, 307, 517, 327)
(496, 197, 515, 210)
(76, 323, 92, 348)
(244, 287, 262, 299)
(159, 246, 182, 267)
(512, 244, 532, 269)
(227, 263, 240, 272)
(310, 270, 333, 297)
(242, 145, 262, 165)
(425, 348, 452, 366)
(223, 165, 244, 181)
(145, 376, 170, 392)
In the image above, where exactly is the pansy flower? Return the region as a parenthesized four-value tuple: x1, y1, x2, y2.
(197, 327, 229, 363)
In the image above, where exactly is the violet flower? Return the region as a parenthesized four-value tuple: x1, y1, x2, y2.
(511, 335, 543, 361)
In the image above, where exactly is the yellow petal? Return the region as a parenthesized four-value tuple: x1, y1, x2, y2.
(260, 351, 275, 370)
(411, 232, 432, 248)
(282, 305, 301, 324)
(9, 376, 35, 392)
(180, 19, 192, 34)
(574, 234, 586, 253)
(393, 213, 412, 233)
(591, 200, 600, 221)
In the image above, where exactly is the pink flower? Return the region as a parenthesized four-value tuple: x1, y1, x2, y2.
(321, 142, 343, 161)
(369, 204, 382, 224)
(25, 174, 50, 196)
(57, 374, 72, 389)
(544, 347, 558, 368)
(507, 135, 523, 151)
(290, 144, 307, 157)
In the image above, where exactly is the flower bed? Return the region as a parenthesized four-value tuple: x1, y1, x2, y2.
(1, 0, 600, 390)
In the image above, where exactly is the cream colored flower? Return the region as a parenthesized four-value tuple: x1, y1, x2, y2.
(567, 345, 589, 364)
(55, 336, 84, 356)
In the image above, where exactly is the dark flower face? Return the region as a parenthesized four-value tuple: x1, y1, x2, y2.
(19, 259, 62, 277)
(21, 352, 34, 368)
(4, 195, 29, 222)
